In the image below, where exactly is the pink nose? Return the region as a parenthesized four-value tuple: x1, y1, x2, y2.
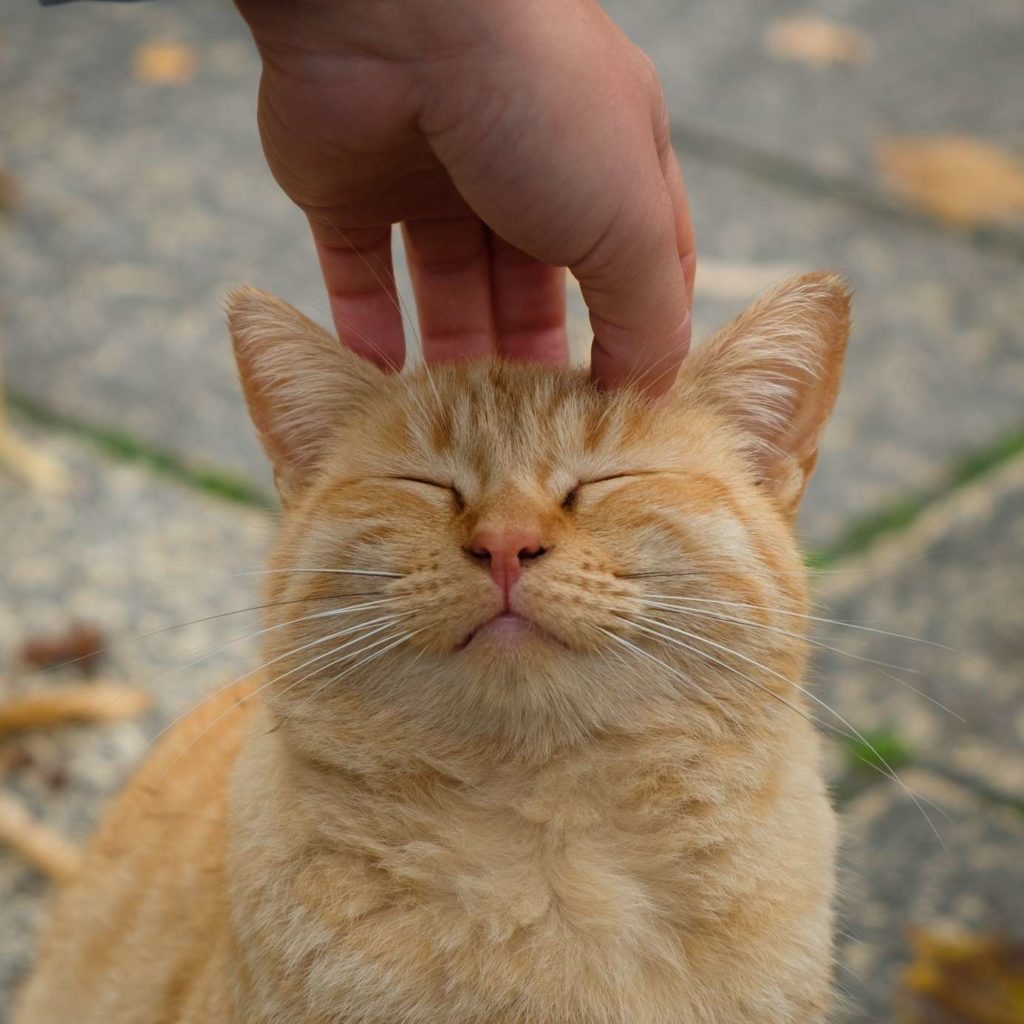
(468, 527, 547, 601)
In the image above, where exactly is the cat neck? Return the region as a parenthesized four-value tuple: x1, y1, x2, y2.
(259, 642, 793, 782)
(257, 681, 784, 802)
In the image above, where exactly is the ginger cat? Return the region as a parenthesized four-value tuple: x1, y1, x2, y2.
(16, 273, 849, 1024)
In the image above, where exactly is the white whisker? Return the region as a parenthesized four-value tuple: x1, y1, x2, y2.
(621, 553, 930, 579)
(286, 626, 426, 719)
(610, 622, 832, 736)
(146, 610, 403, 756)
(595, 627, 737, 722)
(145, 597, 402, 701)
(627, 614, 948, 847)
(642, 594, 957, 652)
(151, 616, 409, 783)
(54, 597, 400, 722)
(232, 568, 404, 579)
(28, 594, 386, 678)
(644, 600, 918, 673)
(271, 621, 415, 711)
(641, 601, 964, 722)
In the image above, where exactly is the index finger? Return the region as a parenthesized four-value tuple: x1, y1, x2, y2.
(580, 152, 694, 395)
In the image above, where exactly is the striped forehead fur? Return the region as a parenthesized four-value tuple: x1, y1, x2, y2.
(228, 272, 848, 519)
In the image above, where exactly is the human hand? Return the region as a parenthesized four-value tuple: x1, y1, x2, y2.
(234, 0, 695, 393)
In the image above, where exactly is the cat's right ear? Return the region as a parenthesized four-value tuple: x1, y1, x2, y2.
(226, 287, 386, 503)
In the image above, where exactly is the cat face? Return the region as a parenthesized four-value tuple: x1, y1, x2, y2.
(229, 275, 849, 754)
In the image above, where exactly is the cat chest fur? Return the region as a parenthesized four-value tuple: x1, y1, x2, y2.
(226, 711, 830, 1023)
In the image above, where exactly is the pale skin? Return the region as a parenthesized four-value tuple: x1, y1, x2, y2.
(233, 0, 696, 392)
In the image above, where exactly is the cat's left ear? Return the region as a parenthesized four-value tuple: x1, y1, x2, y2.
(677, 272, 850, 517)
(227, 287, 386, 503)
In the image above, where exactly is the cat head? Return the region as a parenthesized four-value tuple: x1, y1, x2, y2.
(228, 274, 849, 760)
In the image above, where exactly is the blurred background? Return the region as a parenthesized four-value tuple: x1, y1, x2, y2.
(1, 1, 1022, 1020)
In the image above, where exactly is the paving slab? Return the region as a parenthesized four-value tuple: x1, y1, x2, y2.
(811, 454, 1024, 767)
(643, 155, 1024, 549)
(3, 0, 1023, 549)
(0, 420, 271, 1016)
(835, 770, 1024, 1023)
(798, 456, 1024, 1019)
(0, 0, 302, 492)
(602, 0, 1024, 200)
(1, 432, 1022, 1019)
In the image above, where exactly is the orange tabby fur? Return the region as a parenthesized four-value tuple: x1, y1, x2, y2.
(16, 273, 849, 1023)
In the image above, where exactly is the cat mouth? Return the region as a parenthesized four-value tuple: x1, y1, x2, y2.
(457, 612, 566, 651)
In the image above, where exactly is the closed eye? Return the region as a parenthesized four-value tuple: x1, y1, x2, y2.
(562, 472, 653, 510)
(391, 476, 465, 511)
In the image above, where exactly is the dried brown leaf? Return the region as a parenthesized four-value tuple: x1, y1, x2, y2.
(0, 168, 17, 213)
(877, 135, 1024, 227)
(133, 40, 198, 85)
(763, 13, 870, 68)
(901, 928, 1024, 1024)
(19, 621, 107, 675)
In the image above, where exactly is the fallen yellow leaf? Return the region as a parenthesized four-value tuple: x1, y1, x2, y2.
(877, 136, 1024, 227)
(763, 13, 870, 68)
(133, 40, 198, 85)
(901, 928, 1024, 1024)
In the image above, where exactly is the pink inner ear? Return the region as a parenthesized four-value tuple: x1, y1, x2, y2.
(754, 350, 832, 464)
(226, 286, 386, 501)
